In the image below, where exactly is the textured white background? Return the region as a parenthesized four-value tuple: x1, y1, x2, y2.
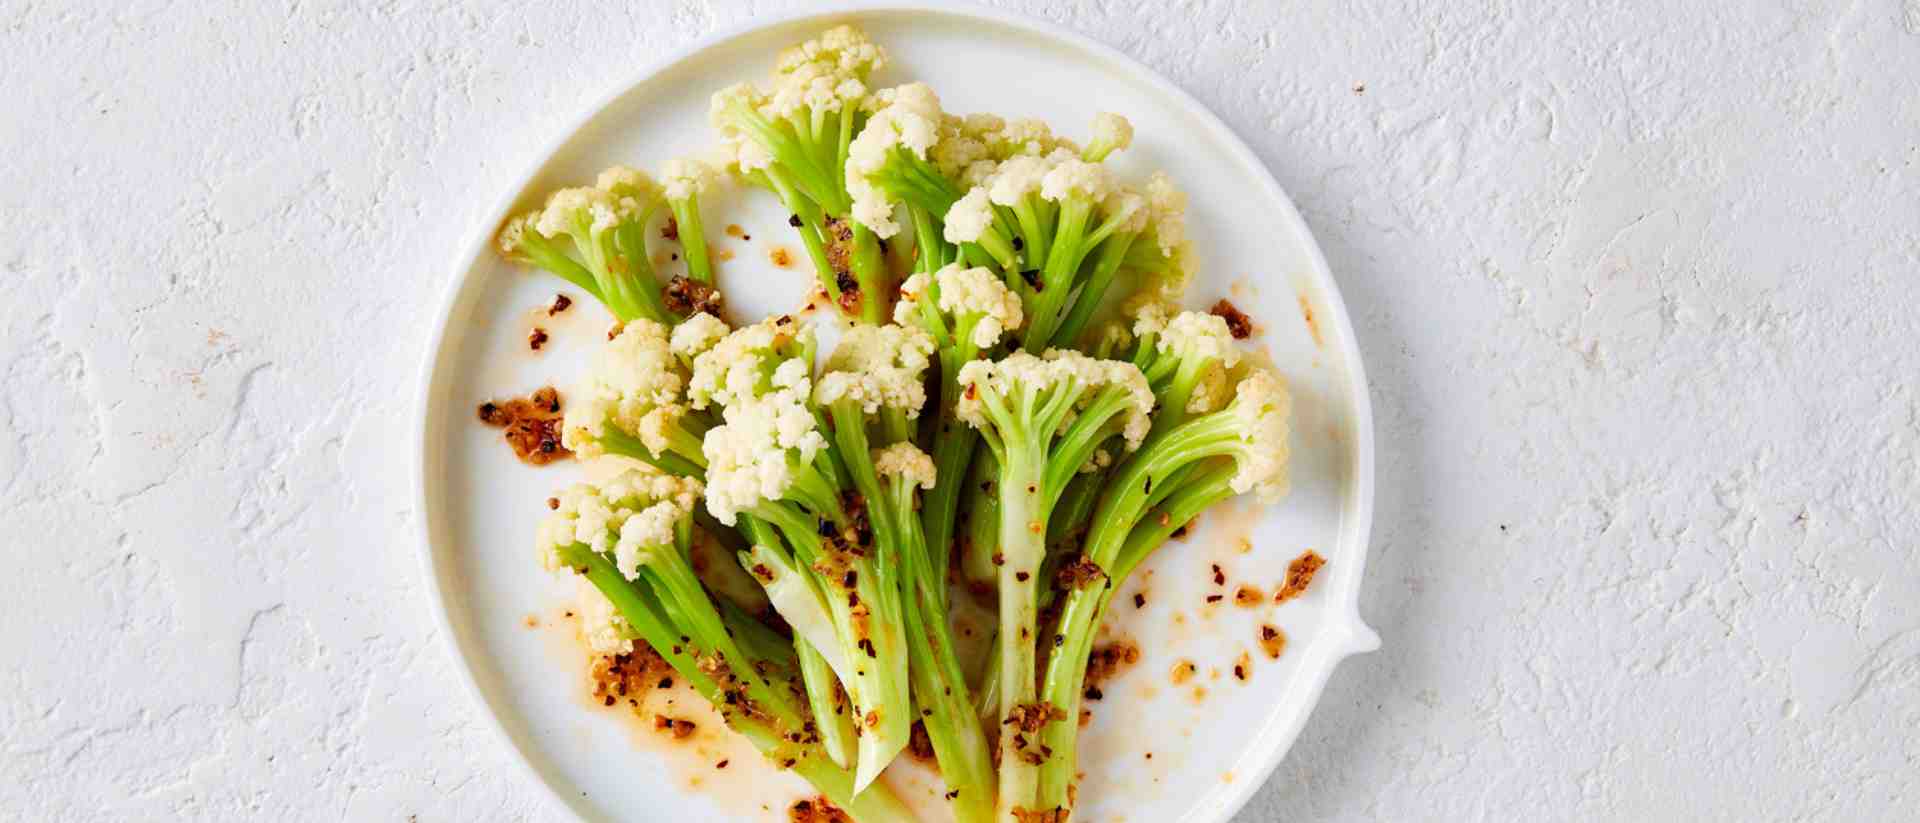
(3, 1, 1917, 821)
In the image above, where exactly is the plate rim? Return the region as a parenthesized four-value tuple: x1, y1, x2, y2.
(412, 4, 1379, 821)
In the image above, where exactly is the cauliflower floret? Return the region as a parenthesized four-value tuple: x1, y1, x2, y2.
(1226, 370, 1292, 503)
(712, 27, 885, 189)
(501, 179, 645, 267)
(537, 469, 703, 570)
(872, 442, 936, 490)
(955, 350, 1154, 450)
(958, 159, 999, 189)
(710, 84, 776, 172)
(772, 358, 810, 392)
(497, 213, 536, 256)
(934, 263, 1023, 349)
(981, 117, 1076, 160)
(1158, 311, 1243, 371)
(822, 323, 934, 376)
(929, 114, 991, 179)
(1039, 158, 1115, 203)
(1144, 171, 1188, 257)
(986, 154, 1056, 207)
(597, 165, 665, 201)
(1125, 293, 1176, 339)
(1186, 365, 1230, 415)
(614, 469, 703, 509)
(1101, 188, 1149, 235)
(815, 324, 936, 416)
(776, 24, 887, 76)
(949, 363, 992, 428)
(942, 188, 995, 244)
(1135, 311, 1241, 416)
(696, 350, 771, 410)
(721, 131, 774, 174)
(661, 157, 720, 202)
(633, 404, 688, 454)
(1083, 112, 1134, 160)
(856, 83, 943, 160)
(612, 499, 683, 580)
(535, 187, 613, 238)
(670, 312, 730, 360)
(980, 150, 1113, 210)
(767, 59, 868, 118)
(846, 83, 946, 238)
(891, 271, 932, 326)
(700, 386, 827, 524)
(574, 578, 633, 654)
(688, 317, 811, 409)
(763, 25, 884, 118)
(710, 81, 760, 121)
(563, 320, 685, 458)
(536, 483, 611, 570)
(848, 186, 898, 238)
(960, 113, 1005, 135)
(893, 264, 1022, 349)
(1072, 353, 1155, 449)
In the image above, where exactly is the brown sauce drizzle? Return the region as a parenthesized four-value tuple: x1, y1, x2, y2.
(590, 646, 674, 711)
(789, 796, 851, 823)
(1082, 641, 1141, 702)
(1275, 550, 1326, 603)
(663, 275, 723, 318)
(1258, 624, 1288, 660)
(476, 386, 570, 465)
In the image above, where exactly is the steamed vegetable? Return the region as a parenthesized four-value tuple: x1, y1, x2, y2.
(537, 470, 912, 821)
(952, 350, 1153, 820)
(1029, 315, 1292, 818)
(891, 263, 1023, 591)
(712, 25, 893, 322)
(498, 166, 721, 325)
(692, 317, 918, 791)
(507, 24, 1306, 823)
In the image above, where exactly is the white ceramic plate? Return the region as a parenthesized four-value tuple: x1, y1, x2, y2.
(416, 5, 1378, 822)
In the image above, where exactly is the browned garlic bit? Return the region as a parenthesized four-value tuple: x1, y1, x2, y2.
(476, 386, 569, 465)
(1275, 550, 1326, 603)
(1209, 298, 1254, 339)
(1258, 624, 1288, 660)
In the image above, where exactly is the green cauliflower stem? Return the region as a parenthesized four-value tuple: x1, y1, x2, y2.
(1032, 367, 1293, 814)
(537, 470, 912, 821)
(953, 349, 1152, 822)
(711, 25, 893, 323)
(498, 166, 720, 326)
(693, 317, 916, 793)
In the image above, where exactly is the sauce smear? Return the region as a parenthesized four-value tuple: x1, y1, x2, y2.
(476, 386, 571, 465)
